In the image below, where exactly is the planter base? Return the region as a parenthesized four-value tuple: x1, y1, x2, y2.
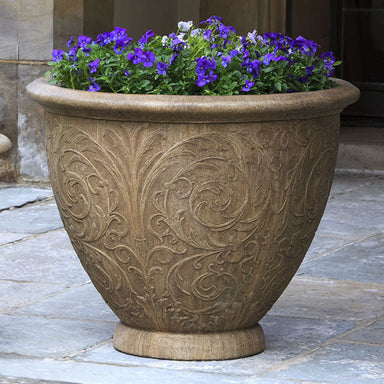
(113, 322, 265, 361)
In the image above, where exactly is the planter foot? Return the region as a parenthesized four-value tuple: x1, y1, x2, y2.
(113, 322, 265, 360)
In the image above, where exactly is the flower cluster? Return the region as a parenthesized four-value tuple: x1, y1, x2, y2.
(48, 16, 340, 95)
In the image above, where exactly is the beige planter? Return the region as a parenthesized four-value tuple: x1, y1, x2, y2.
(27, 78, 359, 360)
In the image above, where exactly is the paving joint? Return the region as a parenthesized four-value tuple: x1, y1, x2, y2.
(302, 231, 384, 264)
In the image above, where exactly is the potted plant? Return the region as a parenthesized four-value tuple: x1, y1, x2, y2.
(27, 16, 359, 360)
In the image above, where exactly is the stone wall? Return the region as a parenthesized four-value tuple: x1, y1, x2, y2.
(0, 0, 83, 182)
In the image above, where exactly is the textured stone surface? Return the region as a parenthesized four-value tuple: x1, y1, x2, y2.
(340, 319, 384, 345)
(18, 64, 50, 180)
(0, 231, 31, 245)
(0, 201, 62, 234)
(0, 62, 18, 180)
(0, 230, 89, 286)
(0, 378, 76, 384)
(12, 283, 119, 323)
(265, 342, 384, 383)
(269, 276, 384, 321)
(298, 233, 384, 284)
(0, 357, 298, 384)
(0, 0, 18, 59)
(0, 186, 52, 210)
(0, 314, 115, 358)
(18, 0, 54, 60)
(0, 280, 62, 312)
(317, 197, 384, 237)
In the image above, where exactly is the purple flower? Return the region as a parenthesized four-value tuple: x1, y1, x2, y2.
(139, 30, 154, 46)
(298, 76, 309, 83)
(170, 53, 179, 65)
(196, 56, 216, 74)
(221, 55, 231, 68)
(68, 47, 78, 62)
(67, 36, 74, 49)
(196, 73, 210, 87)
(124, 69, 130, 76)
(78, 35, 92, 48)
(196, 70, 217, 87)
(241, 36, 249, 48)
(88, 59, 100, 73)
(230, 50, 239, 57)
(243, 58, 261, 78)
(242, 79, 254, 92)
(263, 53, 276, 65)
(305, 65, 316, 76)
(200, 16, 223, 26)
(88, 78, 101, 92)
(203, 29, 212, 41)
(219, 25, 231, 39)
(127, 48, 144, 64)
(157, 62, 168, 75)
(320, 52, 336, 77)
(113, 37, 132, 54)
(168, 33, 186, 52)
(140, 50, 155, 67)
(111, 27, 127, 41)
(52, 49, 64, 62)
(292, 36, 318, 55)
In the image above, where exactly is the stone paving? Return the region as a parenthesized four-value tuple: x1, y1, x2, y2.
(0, 173, 383, 384)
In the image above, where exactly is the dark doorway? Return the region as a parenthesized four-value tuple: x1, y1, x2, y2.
(332, 0, 384, 126)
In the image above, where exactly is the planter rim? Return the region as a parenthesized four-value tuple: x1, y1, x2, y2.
(27, 78, 359, 123)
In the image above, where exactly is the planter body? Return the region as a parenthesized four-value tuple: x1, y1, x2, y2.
(27, 78, 359, 360)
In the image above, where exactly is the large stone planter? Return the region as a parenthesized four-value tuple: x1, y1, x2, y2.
(27, 78, 359, 360)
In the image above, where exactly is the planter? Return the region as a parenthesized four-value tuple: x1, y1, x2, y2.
(27, 78, 359, 360)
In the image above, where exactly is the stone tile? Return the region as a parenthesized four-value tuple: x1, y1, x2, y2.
(298, 234, 384, 284)
(269, 276, 384, 322)
(265, 342, 384, 383)
(0, 230, 89, 286)
(340, 319, 384, 345)
(0, 231, 31, 245)
(0, 281, 62, 312)
(18, 0, 54, 60)
(74, 315, 355, 377)
(12, 283, 119, 323)
(0, 201, 62, 234)
(0, 0, 18, 59)
(0, 314, 115, 358)
(18, 64, 50, 180)
(338, 176, 384, 202)
(0, 187, 53, 210)
(303, 234, 355, 262)
(317, 196, 384, 237)
(0, 377, 76, 384)
(329, 173, 377, 196)
(0, 356, 294, 384)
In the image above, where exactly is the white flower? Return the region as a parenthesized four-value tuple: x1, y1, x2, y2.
(247, 30, 258, 44)
(178, 20, 193, 32)
(190, 28, 201, 37)
(177, 32, 186, 41)
(161, 35, 169, 46)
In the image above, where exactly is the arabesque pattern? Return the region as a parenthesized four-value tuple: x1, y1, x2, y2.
(46, 113, 338, 333)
